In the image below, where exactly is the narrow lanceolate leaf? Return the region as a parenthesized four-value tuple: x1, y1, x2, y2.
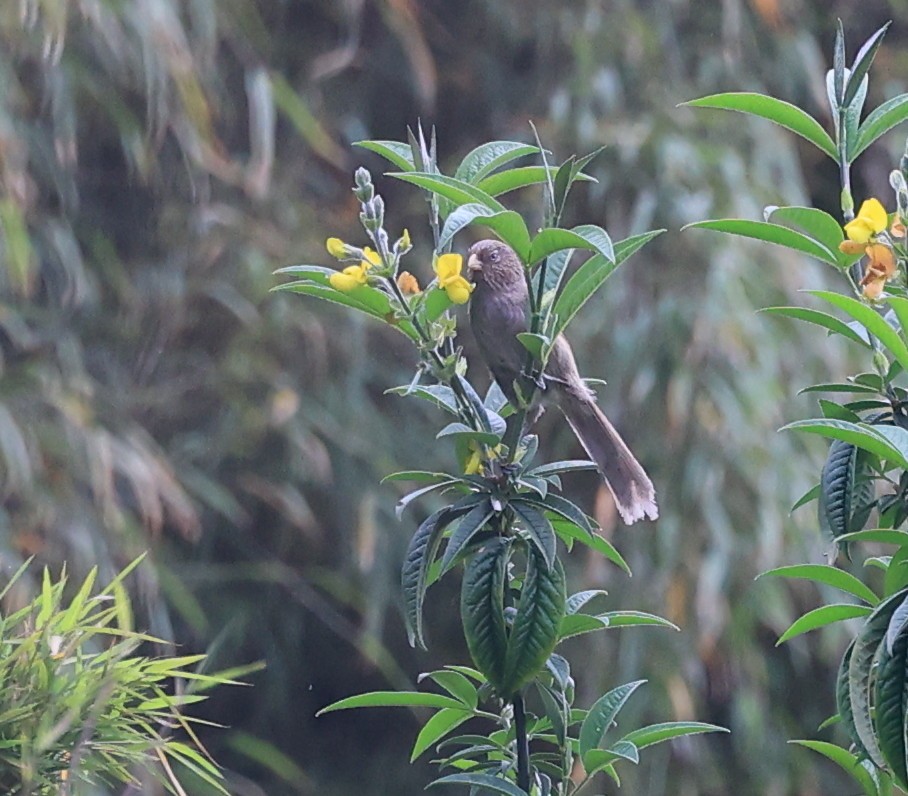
(781, 419, 908, 469)
(844, 23, 890, 108)
(681, 219, 838, 265)
(759, 564, 878, 606)
(874, 612, 908, 788)
(759, 307, 871, 348)
(530, 493, 595, 537)
(529, 225, 614, 266)
(354, 139, 415, 171)
(441, 499, 495, 574)
(502, 550, 566, 696)
(776, 603, 872, 644)
(683, 93, 837, 159)
(854, 94, 908, 158)
(579, 680, 646, 764)
(511, 499, 557, 569)
(460, 538, 510, 692)
(566, 589, 609, 615)
(438, 204, 532, 262)
(410, 707, 473, 762)
(316, 691, 468, 715)
(849, 590, 908, 767)
(551, 520, 630, 574)
(454, 141, 540, 184)
(428, 773, 528, 795)
(403, 505, 468, 649)
(791, 740, 881, 796)
(550, 230, 664, 338)
(389, 172, 506, 213)
(809, 290, 908, 372)
(419, 670, 478, 708)
(620, 721, 728, 750)
(764, 206, 846, 261)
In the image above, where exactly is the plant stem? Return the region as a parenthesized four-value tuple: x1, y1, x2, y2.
(513, 692, 531, 793)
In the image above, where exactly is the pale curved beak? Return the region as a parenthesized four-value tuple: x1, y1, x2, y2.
(467, 253, 482, 272)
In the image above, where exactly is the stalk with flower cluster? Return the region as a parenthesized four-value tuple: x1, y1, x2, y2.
(276, 127, 724, 794)
(687, 21, 908, 794)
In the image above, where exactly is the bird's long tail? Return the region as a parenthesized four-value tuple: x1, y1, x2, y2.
(556, 390, 658, 524)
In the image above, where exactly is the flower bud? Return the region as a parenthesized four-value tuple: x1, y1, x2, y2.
(353, 167, 374, 202)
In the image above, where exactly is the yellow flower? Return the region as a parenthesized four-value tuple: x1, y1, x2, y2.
(400, 228, 412, 250)
(397, 271, 421, 295)
(326, 237, 347, 259)
(844, 198, 888, 244)
(434, 253, 474, 305)
(860, 242, 897, 300)
(464, 441, 483, 475)
(329, 264, 369, 292)
(362, 247, 381, 268)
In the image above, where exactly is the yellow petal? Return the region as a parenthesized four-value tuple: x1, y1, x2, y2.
(397, 271, 421, 295)
(857, 198, 888, 234)
(329, 271, 360, 291)
(362, 247, 381, 267)
(863, 277, 885, 300)
(445, 276, 474, 305)
(838, 239, 866, 255)
(844, 217, 875, 244)
(400, 228, 411, 249)
(326, 237, 347, 259)
(435, 253, 463, 281)
(866, 243, 896, 278)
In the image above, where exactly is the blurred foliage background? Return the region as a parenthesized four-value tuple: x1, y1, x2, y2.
(2, 0, 907, 793)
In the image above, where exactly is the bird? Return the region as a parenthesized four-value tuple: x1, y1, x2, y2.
(467, 239, 658, 524)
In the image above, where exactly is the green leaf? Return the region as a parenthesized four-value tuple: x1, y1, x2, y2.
(502, 549, 566, 696)
(838, 530, 908, 545)
(441, 499, 495, 573)
(419, 670, 478, 708)
(765, 206, 846, 258)
(530, 225, 614, 266)
(819, 439, 875, 554)
(776, 603, 872, 644)
(836, 640, 870, 762)
(387, 383, 459, 413)
(382, 470, 455, 484)
(273, 280, 418, 341)
(683, 93, 837, 159)
(428, 773, 528, 795)
(395, 479, 461, 519)
(759, 564, 879, 605)
(389, 172, 505, 214)
(809, 290, 908, 372)
(849, 590, 908, 767)
(855, 94, 908, 158)
(799, 382, 880, 395)
(759, 307, 871, 347)
(621, 721, 728, 750)
(354, 139, 415, 171)
(552, 521, 630, 574)
(403, 507, 458, 649)
(791, 740, 881, 796)
(437, 423, 502, 446)
(596, 611, 679, 631)
(438, 204, 532, 261)
(454, 141, 539, 184)
(566, 589, 609, 615)
(460, 538, 510, 691)
(780, 419, 908, 468)
(526, 460, 598, 478)
(550, 230, 664, 338)
(317, 691, 468, 715)
(875, 610, 908, 788)
(579, 680, 646, 764)
(682, 219, 838, 265)
(511, 500, 557, 569)
(844, 23, 890, 108)
(476, 165, 592, 198)
(532, 493, 595, 537)
(410, 707, 473, 762)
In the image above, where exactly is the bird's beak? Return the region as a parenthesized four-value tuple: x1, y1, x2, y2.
(467, 253, 482, 273)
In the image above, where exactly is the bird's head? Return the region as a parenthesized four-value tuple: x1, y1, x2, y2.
(466, 240, 524, 292)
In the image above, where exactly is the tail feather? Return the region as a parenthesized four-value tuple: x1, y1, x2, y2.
(556, 391, 658, 524)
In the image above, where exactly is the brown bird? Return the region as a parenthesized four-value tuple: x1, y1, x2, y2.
(467, 239, 658, 524)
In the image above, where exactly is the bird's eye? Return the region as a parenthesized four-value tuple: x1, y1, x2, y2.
(489, 249, 500, 263)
